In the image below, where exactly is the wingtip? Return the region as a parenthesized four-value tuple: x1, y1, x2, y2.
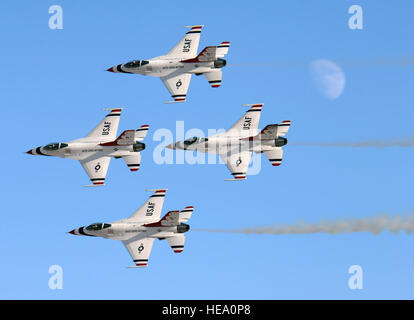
(241, 103, 264, 107)
(102, 107, 123, 112)
(165, 100, 186, 104)
(183, 25, 204, 29)
(84, 183, 105, 187)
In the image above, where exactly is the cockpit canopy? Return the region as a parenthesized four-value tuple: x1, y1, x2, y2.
(183, 137, 208, 146)
(124, 60, 149, 68)
(184, 137, 198, 146)
(43, 142, 68, 151)
(85, 223, 111, 231)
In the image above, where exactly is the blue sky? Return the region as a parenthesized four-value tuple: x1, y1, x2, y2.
(1, 0, 413, 299)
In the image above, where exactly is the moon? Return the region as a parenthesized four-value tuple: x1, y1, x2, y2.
(309, 59, 346, 100)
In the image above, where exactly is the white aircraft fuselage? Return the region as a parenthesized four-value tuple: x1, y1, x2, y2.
(167, 134, 288, 154)
(27, 140, 145, 161)
(107, 56, 226, 78)
(69, 220, 190, 241)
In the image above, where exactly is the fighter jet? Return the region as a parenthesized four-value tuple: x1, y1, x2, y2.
(106, 25, 230, 103)
(166, 104, 291, 180)
(26, 108, 149, 186)
(69, 189, 194, 268)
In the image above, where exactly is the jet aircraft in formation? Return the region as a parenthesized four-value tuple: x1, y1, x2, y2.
(166, 104, 291, 180)
(26, 24, 293, 268)
(26, 108, 149, 186)
(107, 25, 230, 103)
(69, 189, 194, 267)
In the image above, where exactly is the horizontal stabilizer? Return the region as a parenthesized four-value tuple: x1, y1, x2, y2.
(122, 153, 141, 172)
(216, 42, 230, 57)
(167, 235, 185, 253)
(179, 206, 194, 223)
(135, 125, 149, 141)
(277, 121, 291, 137)
(204, 70, 222, 88)
(264, 148, 284, 166)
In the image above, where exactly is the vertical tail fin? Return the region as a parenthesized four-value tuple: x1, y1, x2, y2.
(182, 42, 230, 63)
(100, 130, 136, 146)
(182, 46, 217, 62)
(259, 121, 291, 139)
(151, 210, 180, 227)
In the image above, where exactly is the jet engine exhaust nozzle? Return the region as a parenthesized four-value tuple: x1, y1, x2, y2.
(214, 58, 227, 68)
(133, 142, 146, 152)
(177, 223, 190, 233)
(274, 137, 288, 147)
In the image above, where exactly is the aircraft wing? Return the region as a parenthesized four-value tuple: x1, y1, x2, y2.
(127, 189, 167, 223)
(166, 25, 203, 59)
(220, 150, 252, 180)
(86, 108, 122, 140)
(80, 156, 111, 186)
(263, 148, 283, 166)
(161, 72, 192, 103)
(123, 235, 155, 267)
(227, 104, 263, 138)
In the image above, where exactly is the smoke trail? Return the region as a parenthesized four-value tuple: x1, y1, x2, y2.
(228, 54, 414, 69)
(290, 138, 414, 148)
(195, 214, 414, 236)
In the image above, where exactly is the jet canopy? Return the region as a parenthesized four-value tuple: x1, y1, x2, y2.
(124, 60, 149, 68)
(43, 142, 68, 151)
(85, 223, 112, 231)
(183, 137, 208, 146)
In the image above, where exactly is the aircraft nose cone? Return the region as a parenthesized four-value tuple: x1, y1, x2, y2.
(106, 67, 114, 72)
(165, 143, 175, 150)
(26, 149, 34, 155)
(68, 229, 76, 235)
